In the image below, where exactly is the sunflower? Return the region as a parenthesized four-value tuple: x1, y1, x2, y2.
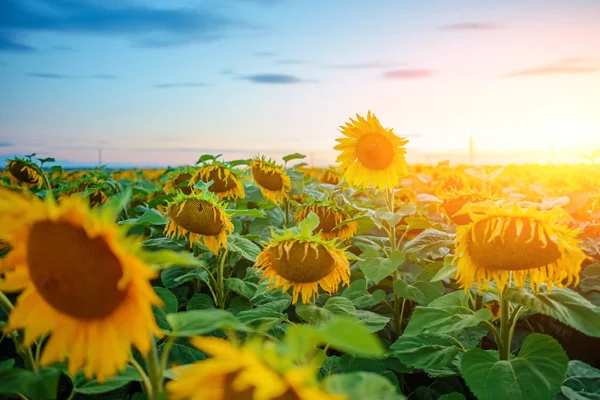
(164, 170, 196, 195)
(6, 158, 45, 187)
(255, 214, 350, 304)
(167, 336, 343, 400)
(318, 169, 341, 185)
(0, 189, 162, 381)
(439, 189, 488, 225)
(294, 199, 357, 241)
(334, 111, 408, 190)
(251, 157, 291, 203)
(190, 162, 245, 200)
(88, 189, 109, 207)
(164, 190, 233, 254)
(454, 202, 585, 292)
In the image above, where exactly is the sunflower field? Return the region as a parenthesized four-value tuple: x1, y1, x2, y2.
(1, 112, 600, 400)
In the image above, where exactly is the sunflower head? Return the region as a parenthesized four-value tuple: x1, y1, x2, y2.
(439, 188, 489, 225)
(334, 111, 408, 190)
(294, 197, 357, 241)
(318, 168, 342, 185)
(0, 188, 162, 382)
(255, 213, 350, 304)
(163, 169, 196, 195)
(6, 157, 45, 186)
(167, 336, 344, 400)
(164, 190, 234, 254)
(190, 161, 245, 200)
(251, 157, 291, 203)
(454, 202, 586, 292)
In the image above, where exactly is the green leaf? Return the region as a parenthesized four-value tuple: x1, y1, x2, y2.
(186, 293, 215, 310)
(505, 286, 600, 337)
(358, 249, 405, 284)
(0, 367, 60, 400)
(323, 372, 405, 400)
(153, 287, 178, 330)
(237, 306, 285, 330)
(321, 316, 384, 358)
(100, 186, 132, 220)
(352, 310, 390, 332)
(580, 264, 600, 293)
(161, 267, 206, 288)
(297, 211, 320, 234)
(282, 152, 306, 163)
(462, 333, 568, 400)
(142, 249, 204, 269)
(431, 260, 458, 282)
(163, 342, 206, 366)
(389, 332, 461, 370)
(560, 360, 600, 400)
(323, 296, 356, 315)
(227, 235, 261, 262)
(74, 365, 142, 395)
(166, 309, 247, 336)
(342, 279, 386, 308)
(439, 394, 466, 400)
(403, 229, 454, 260)
(393, 280, 444, 305)
(196, 154, 219, 164)
(121, 209, 166, 226)
(226, 278, 259, 299)
(225, 209, 266, 219)
(296, 302, 333, 324)
(404, 291, 492, 336)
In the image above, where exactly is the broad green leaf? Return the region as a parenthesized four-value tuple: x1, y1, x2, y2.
(227, 235, 261, 262)
(226, 278, 258, 299)
(560, 360, 600, 400)
(580, 264, 600, 293)
(353, 310, 390, 333)
(505, 286, 600, 337)
(439, 393, 467, 400)
(153, 287, 178, 330)
(462, 334, 568, 400)
(0, 367, 61, 399)
(351, 236, 389, 252)
(143, 249, 204, 269)
(225, 209, 266, 219)
(431, 260, 458, 282)
(342, 279, 386, 308)
(74, 365, 142, 395)
(323, 372, 405, 400)
(296, 303, 333, 324)
(323, 296, 356, 315)
(282, 152, 306, 163)
(404, 291, 492, 336)
(393, 280, 444, 305)
(403, 229, 454, 260)
(120, 209, 165, 226)
(237, 306, 285, 330)
(100, 186, 132, 221)
(389, 332, 461, 370)
(297, 211, 320, 234)
(186, 293, 215, 310)
(162, 343, 206, 366)
(161, 266, 208, 288)
(358, 249, 405, 284)
(166, 309, 247, 336)
(403, 217, 433, 230)
(196, 154, 219, 164)
(321, 317, 384, 358)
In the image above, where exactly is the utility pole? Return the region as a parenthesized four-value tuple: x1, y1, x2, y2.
(469, 135, 474, 165)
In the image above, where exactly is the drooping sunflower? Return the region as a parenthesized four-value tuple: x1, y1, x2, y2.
(334, 111, 408, 190)
(454, 202, 586, 292)
(294, 198, 357, 241)
(6, 158, 45, 187)
(164, 190, 234, 254)
(163, 169, 196, 195)
(439, 188, 489, 225)
(255, 214, 350, 304)
(0, 189, 162, 381)
(190, 161, 245, 200)
(167, 336, 344, 400)
(251, 157, 291, 203)
(318, 168, 341, 185)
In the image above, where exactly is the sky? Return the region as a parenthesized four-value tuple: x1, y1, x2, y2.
(1, 0, 600, 167)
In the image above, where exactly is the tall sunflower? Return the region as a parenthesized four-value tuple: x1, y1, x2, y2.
(255, 213, 350, 304)
(164, 190, 234, 254)
(251, 157, 291, 203)
(294, 198, 357, 241)
(0, 189, 162, 381)
(6, 158, 45, 187)
(334, 112, 408, 190)
(167, 336, 343, 400)
(190, 161, 245, 200)
(454, 202, 585, 292)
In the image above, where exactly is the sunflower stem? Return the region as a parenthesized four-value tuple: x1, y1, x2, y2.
(0, 291, 37, 372)
(385, 188, 404, 337)
(159, 336, 176, 385)
(130, 356, 152, 397)
(145, 338, 163, 400)
(216, 249, 229, 309)
(499, 291, 512, 360)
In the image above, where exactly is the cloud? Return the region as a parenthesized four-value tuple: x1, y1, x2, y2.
(0, 34, 36, 53)
(326, 62, 399, 70)
(238, 73, 307, 84)
(438, 22, 503, 31)
(153, 82, 208, 88)
(253, 51, 277, 57)
(27, 72, 73, 79)
(503, 58, 600, 77)
(383, 69, 436, 79)
(0, 142, 13, 148)
(89, 74, 117, 80)
(220, 68, 235, 75)
(275, 59, 309, 65)
(0, 0, 253, 48)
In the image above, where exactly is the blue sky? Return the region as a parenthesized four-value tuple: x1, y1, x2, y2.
(1, 0, 600, 166)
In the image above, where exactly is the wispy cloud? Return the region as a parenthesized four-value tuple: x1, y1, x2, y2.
(438, 22, 503, 31)
(89, 74, 117, 80)
(275, 59, 309, 65)
(239, 73, 308, 84)
(1, 0, 254, 48)
(27, 73, 73, 79)
(153, 82, 208, 89)
(503, 58, 599, 77)
(383, 69, 436, 79)
(0, 33, 36, 53)
(326, 62, 399, 70)
(0, 142, 13, 148)
(253, 51, 277, 57)
(220, 68, 235, 75)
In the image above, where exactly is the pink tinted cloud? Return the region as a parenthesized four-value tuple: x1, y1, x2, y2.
(438, 22, 503, 31)
(383, 69, 436, 79)
(503, 57, 599, 77)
